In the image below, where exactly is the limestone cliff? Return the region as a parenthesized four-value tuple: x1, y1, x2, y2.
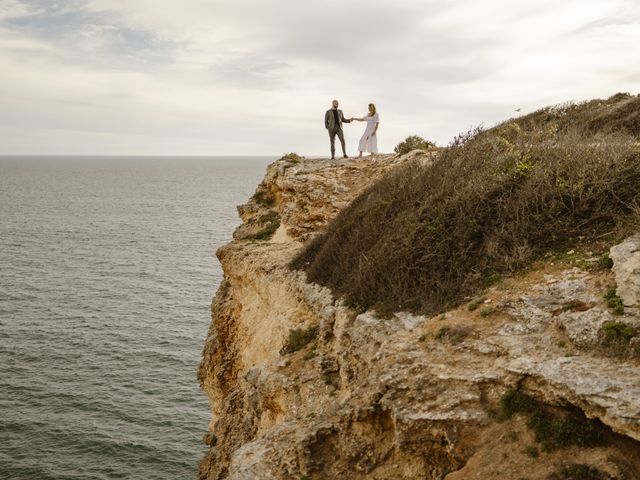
(198, 153, 640, 480)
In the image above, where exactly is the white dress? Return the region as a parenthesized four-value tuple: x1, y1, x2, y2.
(358, 113, 379, 153)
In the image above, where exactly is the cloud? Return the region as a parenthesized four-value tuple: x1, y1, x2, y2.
(0, 0, 36, 20)
(0, 0, 639, 155)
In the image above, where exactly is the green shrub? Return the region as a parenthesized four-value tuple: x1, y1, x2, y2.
(600, 321, 637, 343)
(479, 306, 495, 317)
(604, 288, 625, 315)
(500, 388, 538, 418)
(524, 446, 539, 458)
(251, 189, 275, 206)
(597, 253, 614, 270)
(598, 321, 638, 357)
(467, 297, 485, 311)
(248, 211, 280, 241)
(292, 94, 640, 315)
(499, 389, 603, 451)
(394, 135, 436, 156)
(280, 325, 319, 354)
(281, 152, 303, 163)
(434, 326, 450, 340)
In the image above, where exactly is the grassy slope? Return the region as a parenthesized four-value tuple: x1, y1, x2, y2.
(292, 93, 640, 315)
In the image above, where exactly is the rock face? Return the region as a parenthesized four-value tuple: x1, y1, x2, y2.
(198, 154, 640, 480)
(610, 234, 640, 307)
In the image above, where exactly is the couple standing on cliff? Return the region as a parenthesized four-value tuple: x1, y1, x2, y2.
(324, 99, 380, 159)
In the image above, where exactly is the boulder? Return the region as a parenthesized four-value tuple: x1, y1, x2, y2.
(610, 234, 640, 306)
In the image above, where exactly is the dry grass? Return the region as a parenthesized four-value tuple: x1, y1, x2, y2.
(291, 93, 640, 315)
(434, 325, 472, 344)
(547, 463, 610, 480)
(511, 93, 640, 139)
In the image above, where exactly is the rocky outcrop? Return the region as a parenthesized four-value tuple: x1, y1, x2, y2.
(610, 234, 640, 307)
(233, 154, 413, 242)
(198, 153, 640, 480)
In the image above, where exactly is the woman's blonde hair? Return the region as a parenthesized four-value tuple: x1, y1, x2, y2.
(368, 103, 376, 116)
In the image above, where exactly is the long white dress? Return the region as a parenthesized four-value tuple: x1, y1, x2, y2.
(358, 113, 379, 153)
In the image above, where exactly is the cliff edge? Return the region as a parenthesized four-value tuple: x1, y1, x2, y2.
(197, 152, 640, 480)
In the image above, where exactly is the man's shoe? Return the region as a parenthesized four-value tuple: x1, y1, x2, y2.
(331, 156, 335, 160)
(343, 154, 349, 158)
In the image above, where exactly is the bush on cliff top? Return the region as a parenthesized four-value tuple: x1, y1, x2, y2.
(291, 93, 640, 315)
(394, 135, 436, 156)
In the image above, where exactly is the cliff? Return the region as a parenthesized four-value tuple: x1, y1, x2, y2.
(197, 153, 640, 480)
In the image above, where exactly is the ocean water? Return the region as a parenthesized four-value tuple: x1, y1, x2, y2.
(0, 156, 272, 480)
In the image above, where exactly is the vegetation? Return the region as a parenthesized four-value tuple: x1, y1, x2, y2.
(547, 464, 610, 480)
(479, 306, 495, 317)
(467, 297, 485, 311)
(394, 135, 437, 156)
(598, 320, 638, 357)
(434, 325, 471, 344)
(303, 343, 317, 361)
(597, 253, 614, 270)
(248, 211, 280, 241)
(512, 92, 640, 138)
(280, 325, 319, 354)
(500, 389, 603, 451)
(524, 445, 539, 458)
(291, 93, 640, 315)
(281, 152, 303, 163)
(251, 189, 275, 206)
(600, 321, 637, 344)
(603, 288, 625, 315)
(373, 302, 396, 319)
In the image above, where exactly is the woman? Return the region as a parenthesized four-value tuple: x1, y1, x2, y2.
(352, 103, 379, 157)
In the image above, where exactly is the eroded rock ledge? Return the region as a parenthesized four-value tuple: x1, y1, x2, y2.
(198, 153, 640, 480)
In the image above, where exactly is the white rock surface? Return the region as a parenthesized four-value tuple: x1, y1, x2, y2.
(610, 234, 640, 306)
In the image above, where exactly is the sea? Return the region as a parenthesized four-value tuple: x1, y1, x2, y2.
(0, 156, 274, 480)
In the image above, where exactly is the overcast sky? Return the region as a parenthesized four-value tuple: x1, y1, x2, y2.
(1, 0, 639, 156)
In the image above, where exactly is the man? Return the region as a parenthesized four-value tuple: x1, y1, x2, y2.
(324, 99, 351, 159)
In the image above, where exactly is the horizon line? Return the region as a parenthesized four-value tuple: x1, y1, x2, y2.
(0, 153, 383, 158)
(0, 154, 285, 158)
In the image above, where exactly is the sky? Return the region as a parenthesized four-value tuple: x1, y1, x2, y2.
(0, 0, 639, 156)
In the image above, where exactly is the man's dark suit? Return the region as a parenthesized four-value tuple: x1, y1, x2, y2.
(324, 108, 351, 158)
